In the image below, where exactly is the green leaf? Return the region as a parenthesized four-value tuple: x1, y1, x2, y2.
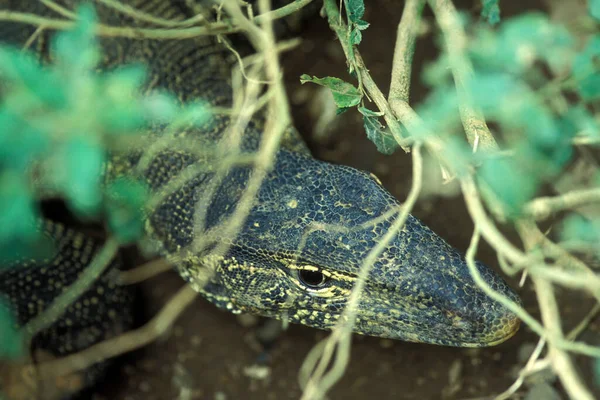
(0, 173, 42, 263)
(469, 13, 574, 74)
(350, 28, 363, 46)
(560, 214, 600, 242)
(559, 105, 600, 139)
(590, 0, 600, 21)
(141, 92, 179, 123)
(56, 137, 105, 216)
(0, 173, 38, 244)
(345, 0, 365, 23)
(0, 111, 49, 169)
(103, 64, 148, 102)
(481, 0, 501, 25)
(0, 297, 22, 359)
(52, 3, 99, 72)
(358, 106, 383, 117)
(105, 178, 148, 244)
(355, 19, 370, 30)
(572, 35, 600, 100)
(477, 157, 538, 215)
(444, 136, 474, 178)
(176, 100, 212, 127)
(0, 46, 67, 109)
(360, 109, 398, 155)
(336, 106, 352, 115)
(299, 75, 362, 110)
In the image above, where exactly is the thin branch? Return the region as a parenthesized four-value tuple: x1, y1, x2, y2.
(0, 0, 313, 39)
(524, 188, 600, 220)
(567, 303, 600, 341)
(95, 0, 208, 28)
(427, 0, 498, 152)
(494, 337, 547, 400)
(465, 228, 546, 339)
(532, 278, 594, 400)
(388, 0, 426, 107)
(118, 258, 173, 285)
(461, 178, 530, 265)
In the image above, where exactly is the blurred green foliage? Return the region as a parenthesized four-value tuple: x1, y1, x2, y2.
(590, 0, 600, 22)
(480, 0, 500, 25)
(415, 10, 600, 220)
(0, 297, 22, 359)
(560, 213, 600, 257)
(0, 3, 210, 262)
(0, 3, 210, 359)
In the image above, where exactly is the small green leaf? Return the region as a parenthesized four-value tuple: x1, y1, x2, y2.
(572, 35, 600, 100)
(559, 105, 600, 139)
(105, 178, 148, 244)
(469, 13, 574, 74)
(477, 157, 538, 215)
(345, 0, 365, 23)
(0, 173, 38, 243)
(55, 137, 105, 216)
(560, 214, 600, 244)
(358, 106, 384, 117)
(103, 64, 148, 102)
(0, 297, 22, 359)
(350, 28, 362, 46)
(299, 75, 362, 110)
(481, 0, 501, 25)
(0, 111, 49, 169)
(52, 3, 99, 72)
(355, 19, 370, 30)
(590, 0, 600, 21)
(0, 173, 41, 263)
(141, 92, 179, 123)
(0, 46, 67, 109)
(361, 111, 398, 155)
(176, 100, 212, 127)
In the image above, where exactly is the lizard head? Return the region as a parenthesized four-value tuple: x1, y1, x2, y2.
(174, 149, 521, 347)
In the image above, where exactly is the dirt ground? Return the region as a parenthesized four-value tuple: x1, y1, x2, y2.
(95, 1, 600, 399)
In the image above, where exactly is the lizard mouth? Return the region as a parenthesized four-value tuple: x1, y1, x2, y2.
(453, 312, 521, 348)
(482, 314, 521, 346)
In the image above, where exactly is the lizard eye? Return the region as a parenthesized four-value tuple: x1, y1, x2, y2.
(297, 268, 329, 290)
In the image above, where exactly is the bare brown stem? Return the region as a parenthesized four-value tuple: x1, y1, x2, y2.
(388, 0, 426, 108)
